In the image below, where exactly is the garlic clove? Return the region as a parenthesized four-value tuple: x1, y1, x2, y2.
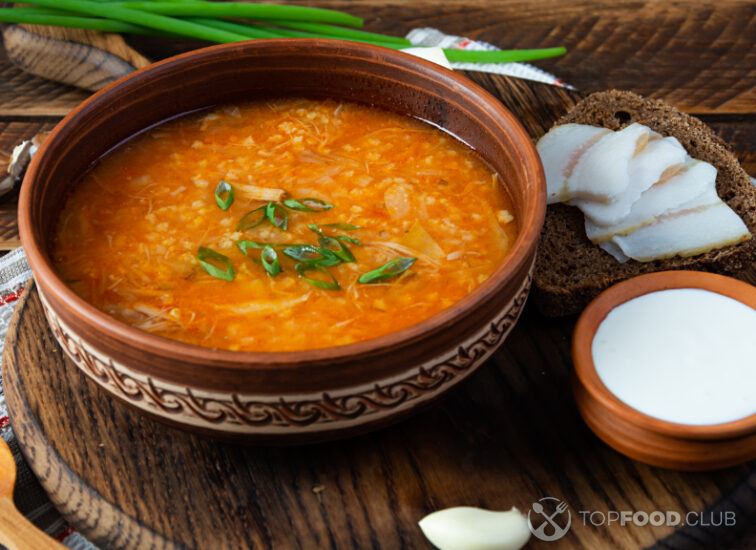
(418, 506, 531, 550)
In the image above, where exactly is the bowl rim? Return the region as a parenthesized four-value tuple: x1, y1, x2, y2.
(572, 270, 756, 440)
(19, 38, 545, 368)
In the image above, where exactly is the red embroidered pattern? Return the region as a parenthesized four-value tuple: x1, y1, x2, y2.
(55, 526, 75, 542)
(0, 288, 23, 306)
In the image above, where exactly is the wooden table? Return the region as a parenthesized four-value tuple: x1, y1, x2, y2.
(0, 1, 754, 549)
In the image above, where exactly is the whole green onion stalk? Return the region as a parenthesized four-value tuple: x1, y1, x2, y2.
(1, 1, 566, 64)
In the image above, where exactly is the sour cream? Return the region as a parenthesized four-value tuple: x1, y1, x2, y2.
(592, 288, 756, 425)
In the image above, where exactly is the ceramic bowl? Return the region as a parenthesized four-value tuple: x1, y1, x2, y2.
(19, 39, 545, 443)
(572, 270, 756, 470)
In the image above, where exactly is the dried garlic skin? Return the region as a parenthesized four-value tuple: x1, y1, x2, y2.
(418, 506, 531, 550)
(0, 140, 32, 196)
(1, 132, 47, 197)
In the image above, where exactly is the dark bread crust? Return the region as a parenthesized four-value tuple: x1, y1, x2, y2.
(532, 90, 756, 317)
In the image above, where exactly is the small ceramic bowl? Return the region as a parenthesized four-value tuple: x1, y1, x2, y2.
(19, 39, 545, 443)
(572, 270, 756, 470)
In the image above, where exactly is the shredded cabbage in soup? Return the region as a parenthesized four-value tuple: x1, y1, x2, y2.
(53, 98, 517, 351)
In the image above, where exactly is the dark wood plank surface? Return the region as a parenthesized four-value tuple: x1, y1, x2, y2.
(0, 48, 87, 117)
(311, 0, 756, 114)
(4, 283, 755, 550)
(0, 1, 754, 548)
(704, 117, 756, 174)
(1, 0, 755, 115)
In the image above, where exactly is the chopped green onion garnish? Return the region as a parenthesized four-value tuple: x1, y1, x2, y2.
(307, 223, 325, 236)
(236, 205, 267, 231)
(266, 202, 289, 230)
(309, 223, 362, 246)
(261, 245, 281, 277)
(236, 240, 291, 254)
(358, 257, 416, 284)
(197, 246, 235, 281)
(314, 255, 342, 268)
(282, 198, 334, 212)
(295, 262, 341, 290)
(318, 236, 355, 263)
(335, 235, 362, 246)
(214, 179, 234, 210)
(320, 223, 361, 230)
(282, 244, 324, 262)
(282, 245, 341, 267)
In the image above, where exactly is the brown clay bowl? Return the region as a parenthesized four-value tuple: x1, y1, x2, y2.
(572, 270, 756, 470)
(19, 39, 545, 443)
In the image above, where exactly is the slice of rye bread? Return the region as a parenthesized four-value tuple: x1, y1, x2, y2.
(532, 90, 756, 317)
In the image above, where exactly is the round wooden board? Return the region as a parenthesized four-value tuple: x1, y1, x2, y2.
(3, 283, 755, 550)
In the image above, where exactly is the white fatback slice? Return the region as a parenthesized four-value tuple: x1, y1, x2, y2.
(573, 135, 688, 225)
(607, 200, 751, 262)
(567, 123, 652, 203)
(597, 186, 719, 262)
(536, 124, 610, 204)
(585, 160, 716, 242)
(598, 241, 630, 263)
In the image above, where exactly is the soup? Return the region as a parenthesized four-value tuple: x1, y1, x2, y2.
(53, 98, 517, 351)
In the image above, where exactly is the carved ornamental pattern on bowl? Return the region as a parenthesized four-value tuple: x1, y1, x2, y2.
(38, 273, 531, 435)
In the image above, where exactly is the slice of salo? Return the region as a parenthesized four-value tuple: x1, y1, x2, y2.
(586, 160, 716, 242)
(536, 124, 610, 204)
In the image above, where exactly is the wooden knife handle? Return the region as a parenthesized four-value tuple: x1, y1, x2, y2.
(0, 496, 68, 550)
(2, 24, 151, 92)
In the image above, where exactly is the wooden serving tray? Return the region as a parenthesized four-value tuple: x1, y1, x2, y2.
(3, 283, 755, 549)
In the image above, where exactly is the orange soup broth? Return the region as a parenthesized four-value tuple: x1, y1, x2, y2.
(53, 98, 518, 351)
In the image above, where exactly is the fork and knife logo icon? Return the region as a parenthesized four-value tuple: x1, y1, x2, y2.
(527, 497, 572, 541)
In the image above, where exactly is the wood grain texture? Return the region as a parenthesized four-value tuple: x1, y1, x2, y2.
(463, 70, 581, 136)
(17, 24, 151, 69)
(1, 0, 754, 116)
(0, 48, 87, 116)
(704, 117, 756, 176)
(3, 283, 755, 550)
(2, 25, 149, 92)
(278, 0, 755, 114)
